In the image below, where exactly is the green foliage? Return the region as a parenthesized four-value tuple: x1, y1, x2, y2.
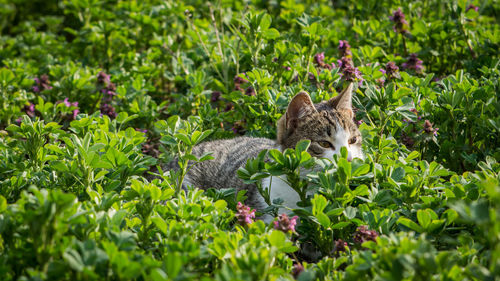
(0, 0, 499, 280)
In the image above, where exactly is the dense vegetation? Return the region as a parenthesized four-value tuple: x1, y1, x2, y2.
(0, 0, 499, 280)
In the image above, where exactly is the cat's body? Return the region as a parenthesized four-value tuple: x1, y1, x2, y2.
(162, 83, 363, 219)
(182, 136, 277, 211)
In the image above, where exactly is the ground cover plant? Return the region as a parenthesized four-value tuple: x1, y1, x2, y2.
(0, 0, 499, 280)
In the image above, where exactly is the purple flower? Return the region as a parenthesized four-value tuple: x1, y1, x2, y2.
(15, 117, 22, 124)
(273, 214, 299, 233)
(291, 263, 304, 279)
(389, 8, 409, 34)
(135, 128, 147, 134)
(467, 4, 479, 12)
(402, 54, 424, 73)
(235, 202, 255, 226)
(100, 103, 117, 119)
(384, 61, 400, 80)
(379, 68, 386, 74)
(63, 98, 71, 107)
(333, 239, 348, 254)
(273, 57, 278, 62)
(32, 74, 52, 93)
(231, 120, 245, 135)
(24, 103, 36, 117)
(338, 40, 352, 57)
(308, 72, 316, 81)
(97, 71, 111, 85)
(211, 91, 222, 102)
(314, 52, 325, 65)
(353, 226, 379, 244)
(284, 66, 292, 71)
(224, 102, 234, 112)
(234, 75, 248, 85)
(423, 120, 439, 136)
(339, 57, 362, 82)
(245, 86, 256, 96)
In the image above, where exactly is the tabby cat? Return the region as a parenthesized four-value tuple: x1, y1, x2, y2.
(164, 83, 363, 220)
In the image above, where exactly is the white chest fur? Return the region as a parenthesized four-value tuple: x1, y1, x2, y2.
(262, 176, 301, 213)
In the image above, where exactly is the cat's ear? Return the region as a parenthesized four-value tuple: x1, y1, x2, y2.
(328, 82, 354, 117)
(285, 91, 317, 129)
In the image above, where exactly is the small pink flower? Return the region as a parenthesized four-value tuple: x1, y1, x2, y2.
(389, 8, 409, 34)
(291, 263, 304, 279)
(402, 54, 424, 73)
(466, 4, 478, 12)
(333, 239, 348, 253)
(353, 226, 378, 244)
(314, 52, 325, 65)
(273, 214, 299, 233)
(338, 40, 352, 57)
(235, 202, 255, 226)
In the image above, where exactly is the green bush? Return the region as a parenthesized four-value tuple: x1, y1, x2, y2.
(0, 0, 499, 280)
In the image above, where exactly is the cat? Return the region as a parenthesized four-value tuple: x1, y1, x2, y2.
(162, 82, 363, 221)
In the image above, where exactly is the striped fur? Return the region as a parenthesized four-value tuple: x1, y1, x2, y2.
(162, 83, 363, 212)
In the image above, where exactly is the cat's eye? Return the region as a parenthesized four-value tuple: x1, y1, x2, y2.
(349, 137, 357, 144)
(318, 141, 334, 149)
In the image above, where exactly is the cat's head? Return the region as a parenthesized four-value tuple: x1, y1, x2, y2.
(277, 83, 363, 161)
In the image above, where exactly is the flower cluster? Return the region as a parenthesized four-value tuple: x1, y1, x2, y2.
(235, 202, 255, 226)
(389, 8, 409, 34)
(384, 61, 400, 80)
(231, 120, 246, 135)
(273, 214, 299, 233)
(210, 91, 222, 102)
(233, 74, 255, 96)
(353, 226, 379, 244)
(338, 57, 362, 82)
(234, 74, 248, 91)
(333, 239, 348, 254)
(23, 103, 36, 118)
(423, 120, 439, 136)
(291, 263, 304, 279)
(97, 72, 118, 119)
(467, 4, 479, 12)
(32, 74, 52, 93)
(338, 40, 352, 58)
(313, 52, 335, 70)
(58, 98, 80, 121)
(402, 53, 424, 73)
(100, 103, 117, 119)
(97, 72, 117, 101)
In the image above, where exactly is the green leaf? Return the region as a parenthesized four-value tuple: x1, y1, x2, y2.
(259, 13, 272, 31)
(269, 149, 285, 165)
(263, 28, 280, 39)
(152, 217, 167, 235)
(0, 195, 6, 213)
(417, 209, 432, 229)
(311, 194, 328, 215)
(268, 230, 286, 248)
(174, 133, 191, 145)
(0, 68, 15, 86)
(295, 140, 310, 153)
(316, 212, 330, 228)
(398, 217, 424, 232)
(344, 206, 357, 220)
